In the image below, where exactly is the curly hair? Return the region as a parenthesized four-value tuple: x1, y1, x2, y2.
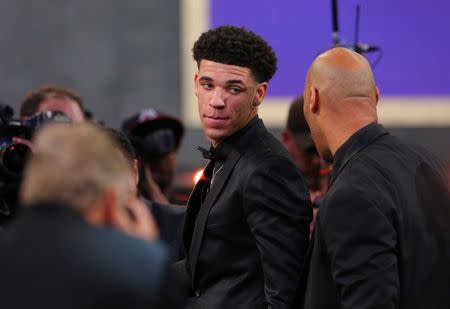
(192, 25, 277, 83)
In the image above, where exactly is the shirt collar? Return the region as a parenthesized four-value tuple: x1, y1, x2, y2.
(198, 116, 260, 162)
(214, 115, 260, 161)
(330, 122, 389, 185)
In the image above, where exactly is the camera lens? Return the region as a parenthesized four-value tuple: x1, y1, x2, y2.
(1, 143, 30, 178)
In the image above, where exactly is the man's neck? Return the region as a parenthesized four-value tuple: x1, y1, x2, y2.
(211, 115, 259, 149)
(327, 116, 377, 156)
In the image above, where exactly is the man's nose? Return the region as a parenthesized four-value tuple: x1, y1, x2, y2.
(209, 88, 226, 108)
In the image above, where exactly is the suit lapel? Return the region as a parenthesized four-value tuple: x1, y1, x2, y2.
(185, 118, 266, 281)
(183, 160, 214, 254)
(188, 148, 242, 281)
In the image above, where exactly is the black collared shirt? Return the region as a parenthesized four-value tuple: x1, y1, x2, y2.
(208, 115, 260, 163)
(197, 116, 261, 201)
(330, 122, 389, 186)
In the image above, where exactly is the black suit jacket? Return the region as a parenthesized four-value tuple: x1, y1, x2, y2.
(147, 200, 186, 261)
(176, 117, 312, 308)
(302, 123, 450, 309)
(0, 202, 182, 309)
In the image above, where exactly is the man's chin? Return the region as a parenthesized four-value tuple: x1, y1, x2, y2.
(319, 150, 333, 163)
(204, 129, 229, 145)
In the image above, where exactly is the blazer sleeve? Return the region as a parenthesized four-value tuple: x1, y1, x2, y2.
(322, 189, 399, 309)
(243, 157, 312, 308)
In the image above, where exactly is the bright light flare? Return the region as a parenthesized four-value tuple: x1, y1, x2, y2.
(193, 169, 204, 184)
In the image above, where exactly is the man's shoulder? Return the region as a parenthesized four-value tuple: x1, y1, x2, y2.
(1, 210, 169, 288)
(336, 131, 422, 175)
(343, 132, 442, 185)
(8, 208, 168, 273)
(362, 131, 435, 164)
(229, 120, 303, 182)
(80, 224, 168, 266)
(240, 125, 291, 162)
(324, 133, 444, 218)
(66, 225, 170, 294)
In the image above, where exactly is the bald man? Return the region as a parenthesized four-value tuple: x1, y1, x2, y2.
(299, 48, 450, 309)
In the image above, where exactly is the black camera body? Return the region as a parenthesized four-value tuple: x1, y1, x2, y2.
(0, 120, 33, 179)
(0, 110, 70, 180)
(0, 105, 71, 224)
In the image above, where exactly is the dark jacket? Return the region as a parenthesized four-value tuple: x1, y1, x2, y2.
(176, 117, 312, 308)
(148, 200, 186, 261)
(302, 123, 450, 309)
(0, 202, 182, 309)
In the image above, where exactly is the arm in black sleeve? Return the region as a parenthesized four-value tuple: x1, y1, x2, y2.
(244, 157, 312, 308)
(322, 188, 399, 309)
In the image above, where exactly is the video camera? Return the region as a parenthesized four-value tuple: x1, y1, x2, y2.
(0, 105, 70, 180)
(0, 104, 71, 224)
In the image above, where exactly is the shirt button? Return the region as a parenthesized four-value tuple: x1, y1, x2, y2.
(195, 289, 201, 297)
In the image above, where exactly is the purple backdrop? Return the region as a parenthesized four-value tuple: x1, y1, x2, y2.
(211, 0, 450, 97)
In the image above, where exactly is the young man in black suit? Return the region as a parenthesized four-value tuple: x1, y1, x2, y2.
(301, 47, 450, 308)
(174, 25, 312, 308)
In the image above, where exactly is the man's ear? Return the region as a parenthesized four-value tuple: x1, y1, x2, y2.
(99, 187, 125, 229)
(132, 159, 139, 186)
(375, 86, 380, 106)
(309, 86, 319, 114)
(98, 188, 119, 226)
(253, 82, 268, 107)
(194, 72, 199, 97)
(83, 186, 120, 227)
(281, 128, 291, 147)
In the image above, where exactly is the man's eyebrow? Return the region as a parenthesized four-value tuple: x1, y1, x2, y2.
(198, 77, 245, 86)
(225, 79, 245, 86)
(199, 76, 213, 82)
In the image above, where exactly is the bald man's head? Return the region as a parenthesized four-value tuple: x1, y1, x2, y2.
(306, 47, 378, 105)
(302, 48, 380, 161)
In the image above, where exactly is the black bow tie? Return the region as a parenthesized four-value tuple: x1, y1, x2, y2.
(197, 146, 216, 160)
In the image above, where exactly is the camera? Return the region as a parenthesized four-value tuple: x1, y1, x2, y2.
(0, 104, 71, 224)
(0, 108, 70, 180)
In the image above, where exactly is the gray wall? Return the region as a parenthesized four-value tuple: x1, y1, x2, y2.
(0, 0, 210, 169)
(0, 0, 180, 126)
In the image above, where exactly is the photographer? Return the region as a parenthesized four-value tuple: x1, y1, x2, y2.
(1, 85, 83, 225)
(0, 103, 71, 225)
(122, 109, 184, 204)
(20, 85, 86, 123)
(0, 123, 182, 308)
(106, 128, 185, 261)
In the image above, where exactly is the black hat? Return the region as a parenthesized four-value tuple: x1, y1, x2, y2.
(121, 109, 184, 158)
(104, 128, 136, 161)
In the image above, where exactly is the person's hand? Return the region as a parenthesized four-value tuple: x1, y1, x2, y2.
(142, 165, 169, 204)
(122, 195, 159, 242)
(12, 137, 34, 151)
